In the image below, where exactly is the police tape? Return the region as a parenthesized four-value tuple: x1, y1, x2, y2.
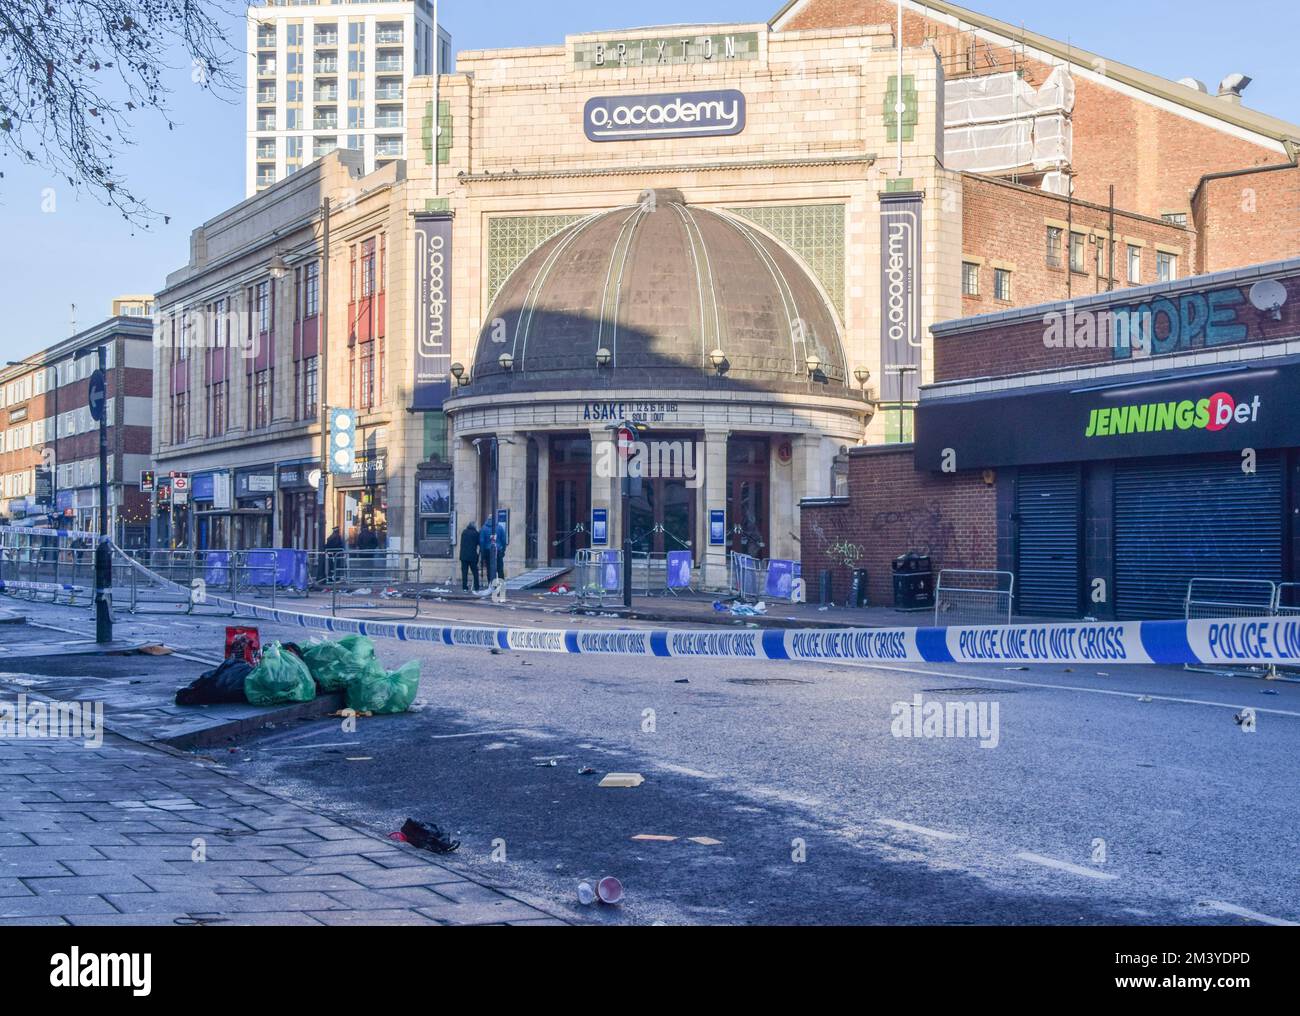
(7, 544, 1284, 668)
(0, 580, 86, 595)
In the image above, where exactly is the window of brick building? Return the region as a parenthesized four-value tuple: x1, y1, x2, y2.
(1161, 212, 1188, 228)
(1045, 226, 1063, 267)
(1127, 244, 1141, 284)
(1157, 250, 1177, 282)
(1069, 232, 1086, 273)
(961, 261, 979, 296)
(994, 268, 1012, 302)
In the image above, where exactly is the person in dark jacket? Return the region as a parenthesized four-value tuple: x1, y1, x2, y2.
(459, 522, 480, 592)
(493, 519, 508, 581)
(324, 526, 344, 582)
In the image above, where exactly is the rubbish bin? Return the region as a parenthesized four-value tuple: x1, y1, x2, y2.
(850, 568, 869, 608)
(892, 552, 934, 610)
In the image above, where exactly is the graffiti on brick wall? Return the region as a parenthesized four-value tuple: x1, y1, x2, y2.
(870, 501, 969, 568)
(808, 518, 862, 567)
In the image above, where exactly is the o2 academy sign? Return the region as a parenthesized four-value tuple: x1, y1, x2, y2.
(584, 90, 746, 142)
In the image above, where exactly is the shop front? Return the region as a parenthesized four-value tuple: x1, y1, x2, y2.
(191, 470, 232, 551)
(335, 449, 388, 551)
(277, 460, 320, 552)
(915, 356, 1300, 620)
(232, 467, 276, 550)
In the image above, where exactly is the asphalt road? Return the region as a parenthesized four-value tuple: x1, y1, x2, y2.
(19, 601, 1300, 926)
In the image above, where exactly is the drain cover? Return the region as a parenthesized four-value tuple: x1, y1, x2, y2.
(726, 677, 813, 686)
(921, 686, 1015, 695)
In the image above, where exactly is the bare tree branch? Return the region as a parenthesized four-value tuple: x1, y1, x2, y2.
(0, 0, 239, 223)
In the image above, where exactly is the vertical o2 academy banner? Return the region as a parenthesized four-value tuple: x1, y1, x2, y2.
(413, 214, 453, 410)
(880, 193, 923, 404)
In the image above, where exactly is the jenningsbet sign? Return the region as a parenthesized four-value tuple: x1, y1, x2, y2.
(914, 360, 1300, 470)
(583, 90, 746, 142)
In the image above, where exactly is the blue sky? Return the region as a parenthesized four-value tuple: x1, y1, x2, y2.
(0, 0, 1295, 359)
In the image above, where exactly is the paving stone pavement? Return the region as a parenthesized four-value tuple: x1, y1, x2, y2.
(0, 733, 567, 926)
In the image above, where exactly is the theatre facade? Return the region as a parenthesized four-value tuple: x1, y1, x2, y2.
(406, 21, 961, 584)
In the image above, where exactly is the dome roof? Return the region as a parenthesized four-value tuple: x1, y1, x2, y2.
(467, 190, 847, 397)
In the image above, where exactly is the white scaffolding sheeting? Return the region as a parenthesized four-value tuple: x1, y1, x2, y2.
(944, 66, 1075, 126)
(943, 114, 1072, 173)
(942, 66, 1074, 176)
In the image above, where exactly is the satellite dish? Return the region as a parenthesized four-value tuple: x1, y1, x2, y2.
(1249, 279, 1287, 320)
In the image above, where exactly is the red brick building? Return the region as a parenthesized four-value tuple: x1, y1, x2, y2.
(0, 312, 155, 545)
(786, 0, 1300, 611)
(805, 258, 1300, 616)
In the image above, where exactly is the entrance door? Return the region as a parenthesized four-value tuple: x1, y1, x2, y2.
(1014, 465, 1082, 617)
(627, 477, 697, 556)
(549, 434, 591, 564)
(727, 436, 769, 557)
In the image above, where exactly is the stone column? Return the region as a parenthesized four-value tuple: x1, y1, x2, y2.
(496, 431, 528, 577)
(534, 437, 550, 567)
(452, 433, 479, 537)
(702, 428, 730, 590)
(789, 433, 822, 561)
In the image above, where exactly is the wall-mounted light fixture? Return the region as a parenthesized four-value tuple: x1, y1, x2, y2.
(498, 352, 514, 371)
(709, 348, 728, 375)
(595, 347, 612, 367)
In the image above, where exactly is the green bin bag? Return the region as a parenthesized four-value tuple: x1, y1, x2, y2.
(301, 635, 378, 693)
(346, 659, 421, 715)
(244, 642, 317, 706)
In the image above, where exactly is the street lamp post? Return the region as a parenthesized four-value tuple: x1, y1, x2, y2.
(78, 344, 111, 643)
(316, 199, 332, 565)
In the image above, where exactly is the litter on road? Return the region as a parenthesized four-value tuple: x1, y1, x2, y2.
(599, 773, 645, 788)
(398, 817, 460, 854)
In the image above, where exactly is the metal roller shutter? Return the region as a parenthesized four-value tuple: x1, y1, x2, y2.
(1113, 454, 1283, 620)
(1015, 466, 1082, 617)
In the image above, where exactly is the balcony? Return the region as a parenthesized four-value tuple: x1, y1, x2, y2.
(374, 108, 403, 129)
(314, 86, 338, 102)
(375, 27, 403, 44)
(374, 55, 403, 73)
(256, 141, 276, 159)
(256, 87, 276, 104)
(375, 137, 402, 158)
(312, 115, 339, 131)
(257, 60, 277, 77)
(313, 30, 338, 47)
(314, 57, 338, 74)
(256, 115, 276, 131)
(374, 81, 403, 101)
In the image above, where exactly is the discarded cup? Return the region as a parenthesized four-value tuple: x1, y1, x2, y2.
(597, 876, 624, 905)
(577, 881, 597, 905)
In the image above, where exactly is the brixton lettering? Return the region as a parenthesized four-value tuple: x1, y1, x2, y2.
(1084, 391, 1260, 438)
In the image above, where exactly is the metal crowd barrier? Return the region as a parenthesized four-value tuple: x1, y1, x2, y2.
(1184, 577, 1284, 678)
(934, 569, 1015, 627)
(0, 531, 97, 608)
(573, 548, 623, 607)
(729, 552, 764, 602)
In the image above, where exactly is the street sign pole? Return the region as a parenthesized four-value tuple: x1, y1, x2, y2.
(88, 349, 112, 644)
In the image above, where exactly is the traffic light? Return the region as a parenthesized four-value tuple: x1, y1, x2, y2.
(329, 408, 357, 475)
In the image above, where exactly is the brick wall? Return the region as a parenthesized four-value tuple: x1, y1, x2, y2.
(1194, 164, 1300, 273)
(936, 266, 1300, 382)
(782, 1, 1286, 219)
(959, 174, 1192, 319)
(800, 445, 996, 604)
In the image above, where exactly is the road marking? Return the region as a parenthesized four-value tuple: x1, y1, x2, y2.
(1202, 900, 1299, 926)
(632, 834, 677, 842)
(657, 762, 717, 780)
(847, 663, 1300, 719)
(1016, 851, 1119, 880)
(878, 818, 960, 841)
(423, 729, 535, 740)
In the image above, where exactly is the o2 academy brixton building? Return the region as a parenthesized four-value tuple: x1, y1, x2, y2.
(409, 20, 959, 585)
